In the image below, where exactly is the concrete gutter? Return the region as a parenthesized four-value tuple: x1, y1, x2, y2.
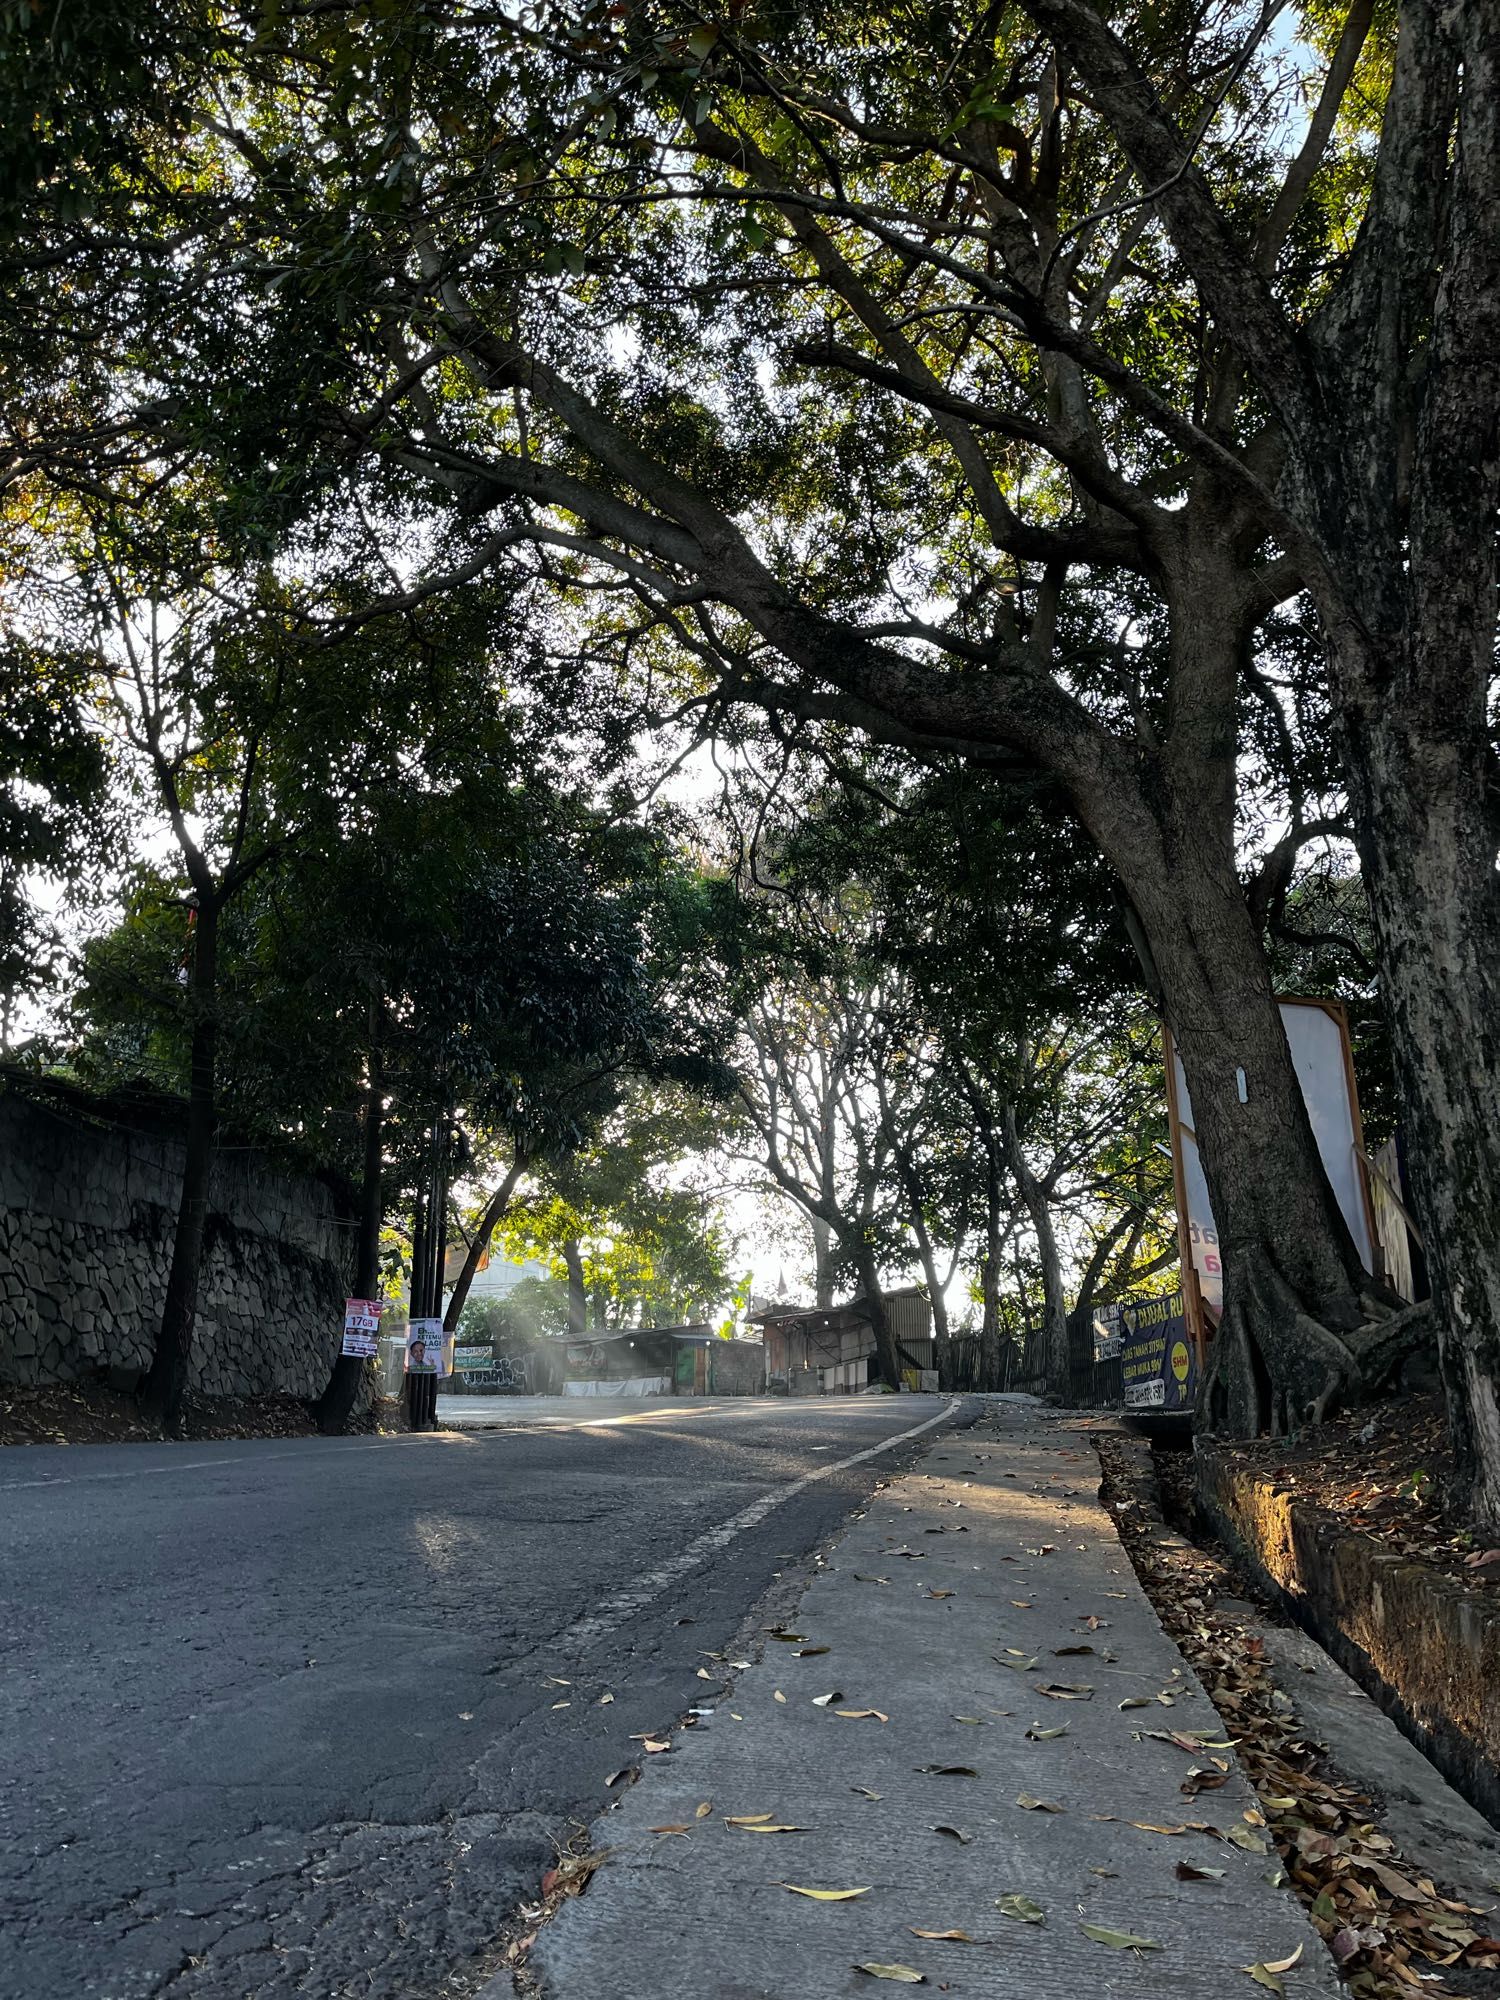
(1197, 1440, 1500, 1829)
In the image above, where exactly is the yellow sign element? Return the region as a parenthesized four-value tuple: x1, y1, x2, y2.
(1170, 1338, 1191, 1384)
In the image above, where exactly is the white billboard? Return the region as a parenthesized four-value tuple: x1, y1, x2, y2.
(1168, 999, 1374, 1320)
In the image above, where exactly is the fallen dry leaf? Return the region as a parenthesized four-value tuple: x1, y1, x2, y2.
(1015, 1793, 1064, 1812)
(540, 1851, 608, 1899)
(1026, 1723, 1069, 1741)
(931, 1825, 971, 1844)
(853, 1965, 924, 1984)
(1242, 1950, 1306, 1998)
(918, 1764, 978, 1777)
(723, 1813, 772, 1825)
(695, 1801, 713, 1819)
(774, 1691, 787, 1705)
(851, 1786, 882, 1800)
(1034, 1682, 1094, 1700)
(811, 1691, 845, 1707)
(835, 1708, 889, 1722)
(1081, 1922, 1161, 1953)
(1176, 1862, 1227, 1882)
(739, 1824, 810, 1834)
(910, 1928, 972, 1942)
(779, 1884, 871, 1901)
(793, 1644, 830, 1656)
(649, 1824, 690, 1836)
(996, 1894, 1045, 1924)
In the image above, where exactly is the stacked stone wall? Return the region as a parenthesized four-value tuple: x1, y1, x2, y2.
(0, 1083, 353, 1399)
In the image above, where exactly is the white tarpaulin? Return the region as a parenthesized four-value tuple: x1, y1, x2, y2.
(1170, 998, 1374, 1317)
(562, 1375, 670, 1397)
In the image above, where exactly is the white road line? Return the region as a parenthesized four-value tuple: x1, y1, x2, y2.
(556, 1397, 963, 1647)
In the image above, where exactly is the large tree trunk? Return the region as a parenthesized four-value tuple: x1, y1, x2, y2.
(1065, 546, 1378, 1434)
(897, 1158, 954, 1384)
(1342, 690, 1500, 1523)
(913, 1240, 952, 1388)
(975, 1121, 1007, 1391)
(1001, 1104, 1070, 1399)
(562, 1238, 587, 1337)
(315, 1039, 384, 1435)
(443, 1154, 527, 1333)
(848, 1238, 903, 1387)
(1132, 843, 1371, 1432)
(810, 1215, 836, 1308)
(140, 897, 219, 1435)
(1311, 3, 1500, 1519)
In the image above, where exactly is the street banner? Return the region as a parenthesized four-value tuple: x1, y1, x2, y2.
(341, 1298, 382, 1359)
(1120, 1288, 1196, 1412)
(452, 1344, 493, 1372)
(405, 1318, 447, 1376)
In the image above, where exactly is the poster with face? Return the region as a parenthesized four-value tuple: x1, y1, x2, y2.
(341, 1298, 382, 1359)
(405, 1318, 446, 1375)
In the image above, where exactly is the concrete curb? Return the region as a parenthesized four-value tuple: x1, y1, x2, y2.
(1196, 1440, 1500, 1828)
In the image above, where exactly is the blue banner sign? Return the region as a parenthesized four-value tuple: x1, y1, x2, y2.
(1119, 1288, 1196, 1412)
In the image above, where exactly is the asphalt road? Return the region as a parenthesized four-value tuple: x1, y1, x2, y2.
(0, 1395, 962, 2000)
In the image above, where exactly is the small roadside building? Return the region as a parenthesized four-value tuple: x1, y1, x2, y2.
(750, 1287, 937, 1395)
(562, 1325, 765, 1397)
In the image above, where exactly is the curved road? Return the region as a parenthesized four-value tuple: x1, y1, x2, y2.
(0, 1396, 964, 2000)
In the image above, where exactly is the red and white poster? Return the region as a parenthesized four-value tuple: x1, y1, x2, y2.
(340, 1298, 382, 1359)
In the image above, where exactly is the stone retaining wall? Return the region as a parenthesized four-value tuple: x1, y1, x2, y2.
(0, 1081, 354, 1400)
(1197, 1439, 1500, 1828)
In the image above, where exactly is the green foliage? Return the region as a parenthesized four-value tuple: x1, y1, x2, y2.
(499, 1083, 739, 1328)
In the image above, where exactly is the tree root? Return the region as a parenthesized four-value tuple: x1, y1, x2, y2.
(1201, 1258, 1436, 1439)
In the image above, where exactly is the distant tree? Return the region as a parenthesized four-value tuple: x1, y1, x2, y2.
(0, 645, 107, 1048)
(498, 1084, 739, 1334)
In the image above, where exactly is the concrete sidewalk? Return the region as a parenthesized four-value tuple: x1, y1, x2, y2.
(525, 1400, 1336, 1998)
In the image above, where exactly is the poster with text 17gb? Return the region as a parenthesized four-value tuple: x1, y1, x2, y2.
(341, 1298, 382, 1359)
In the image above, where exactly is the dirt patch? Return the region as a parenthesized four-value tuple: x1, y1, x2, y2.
(0, 1380, 404, 1447)
(1220, 1395, 1500, 1595)
(1098, 1434, 1500, 1999)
